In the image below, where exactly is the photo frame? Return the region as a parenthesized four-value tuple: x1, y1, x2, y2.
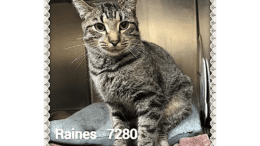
(44, 0, 216, 145)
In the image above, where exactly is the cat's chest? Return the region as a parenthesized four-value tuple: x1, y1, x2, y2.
(89, 54, 159, 101)
(91, 69, 135, 100)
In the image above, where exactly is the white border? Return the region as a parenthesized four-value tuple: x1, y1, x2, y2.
(44, 0, 51, 146)
(209, 0, 216, 145)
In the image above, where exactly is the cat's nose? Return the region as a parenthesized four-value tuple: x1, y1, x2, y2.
(110, 40, 120, 46)
(108, 31, 120, 47)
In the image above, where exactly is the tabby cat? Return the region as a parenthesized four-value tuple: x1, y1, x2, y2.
(72, 0, 193, 146)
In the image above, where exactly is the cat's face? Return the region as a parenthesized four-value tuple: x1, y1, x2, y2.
(73, 0, 140, 56)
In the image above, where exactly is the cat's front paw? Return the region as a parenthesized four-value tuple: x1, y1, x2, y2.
(157, 140, 169, 146)
(137, 136, 156, 146)
(137, 141, 155, 146)
(113, 139, 127, 146)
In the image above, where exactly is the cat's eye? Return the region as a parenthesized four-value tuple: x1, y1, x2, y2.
(94, 23, 106, 31)
(119, 21, 130, 30)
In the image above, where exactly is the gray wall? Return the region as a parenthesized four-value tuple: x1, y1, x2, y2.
(49, 3, 91, 112)
(136, 0, 211, 107)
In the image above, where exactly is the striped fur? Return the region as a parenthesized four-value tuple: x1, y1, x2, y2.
(72, 0, 193, 146)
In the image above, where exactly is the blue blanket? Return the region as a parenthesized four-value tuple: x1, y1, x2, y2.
(49, 102, 202, 145)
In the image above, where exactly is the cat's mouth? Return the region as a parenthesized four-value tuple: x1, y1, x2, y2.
(101, 46, 128, 56)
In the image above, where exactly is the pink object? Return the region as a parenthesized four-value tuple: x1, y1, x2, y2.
(50, 143, 62, 146)
(179, 134, 210, 146)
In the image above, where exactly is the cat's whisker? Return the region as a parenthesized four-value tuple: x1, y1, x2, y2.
(127, 48, 137, 59)
(122, 43, 128, 47)
(101, 47, 108, 49)
(73, 56, 85, 75)
(84, 39, 93, 43)
(70, 38, 84, 41)
(67, 53, 85, 68)
(96, 52, 102, 59)
(64, 44, 85, 50)
(128, 47, 142, 59)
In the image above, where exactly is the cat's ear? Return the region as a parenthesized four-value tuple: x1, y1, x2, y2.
(72, 0, 94, 20)
(118, 0, 137, 11)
